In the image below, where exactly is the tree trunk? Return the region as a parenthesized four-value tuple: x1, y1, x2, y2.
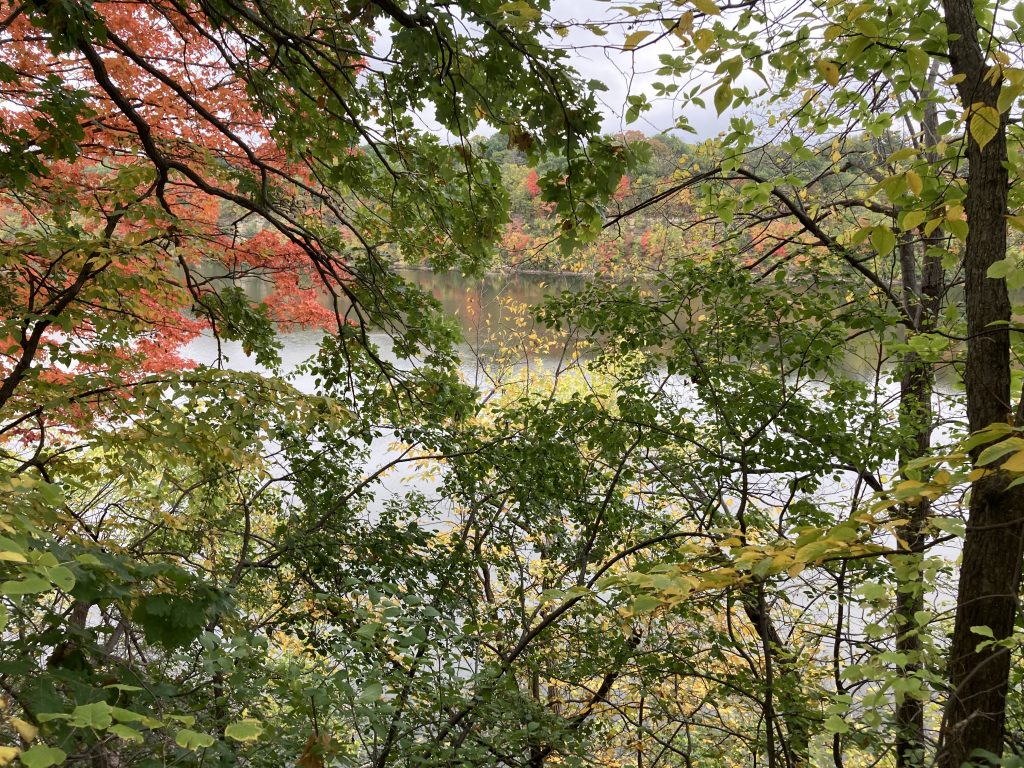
(894, 222, 942, 767)
(938, 2, 1024, 764)
(894, 357, 931, 768)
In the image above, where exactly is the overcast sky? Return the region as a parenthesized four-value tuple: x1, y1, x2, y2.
(545, 0, 734, 138)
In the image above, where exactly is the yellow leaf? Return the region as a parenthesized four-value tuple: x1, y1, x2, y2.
(906, 170, 923, 195)
(674, 11, 694, 34)
(847, 2, 870, 20)
(691, 0, 720, 15)
(895, 479, 925, 496)
(11, 718, 37, 743)
(0, 747, 18, 766)
(902, 209, 927, 230)
(968, 104, 1001, 151)
(816, 59, 840, 87)
(1002, 449, 1024, 472)
(1006, 67, 1024, 87)
(771, 552, 794, 568)
(693, 27, 715, 53)
(623, 30, 653, 50)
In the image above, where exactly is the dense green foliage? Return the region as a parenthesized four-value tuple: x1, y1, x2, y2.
(4, 0, 1024, 767)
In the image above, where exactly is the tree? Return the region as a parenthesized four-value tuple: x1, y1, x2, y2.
(0, 0, 630, 764)
(540, 0, 1024, 765)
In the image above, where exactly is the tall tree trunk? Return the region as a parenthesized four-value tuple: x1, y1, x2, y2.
(938, 1, 1024, 764)
(894, 351, 931, 768)
(894, 225, 943, 767)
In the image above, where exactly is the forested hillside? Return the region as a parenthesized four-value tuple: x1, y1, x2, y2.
(3, 0, 1024, 767)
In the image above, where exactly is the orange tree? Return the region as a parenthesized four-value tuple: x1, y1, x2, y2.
(0, 0, 631, 765)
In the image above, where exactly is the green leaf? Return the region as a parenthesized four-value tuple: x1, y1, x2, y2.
(359, 682, 384, 702)
(629, 594, 664, 614)
(1, 575, 50, 595)
(854, 16, 878, 37)
(175, 729, 215, 751)
(971, 625, 994, 638)
(889, 147, 919, 162)
(932, 517, 966, 537)
(870, 225, 896, 255)
(108, 724, 144, 743)
(225, 719, 264, 742)
(19, 746, 67, 768)
(70, 701, 113, 730)
(111, 706, 146, 723)
(824, 714, 850, 734)
(497, 1, 540, 21)
(355, 622, 380, 640)
(901, 209, 927, 230)
(858, 583, 888, 601)
(960, 422, 1014, 451)
(998, 85, 1021, 114)
(987, 259, 1014, 278)
(42, 565, 75, 592)
(906, 46, 929, 76)
(132, 592, 212, 649)
(693, 28, 714, 53)
(713, 81, 733, 115)
(976, 437, 1024, 466)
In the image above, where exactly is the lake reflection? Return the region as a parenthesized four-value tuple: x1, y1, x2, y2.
(186, 268, 587, 387)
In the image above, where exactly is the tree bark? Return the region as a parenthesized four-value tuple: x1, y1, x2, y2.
(894, 223, 943, 767)
(894, 355, 931, 768)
